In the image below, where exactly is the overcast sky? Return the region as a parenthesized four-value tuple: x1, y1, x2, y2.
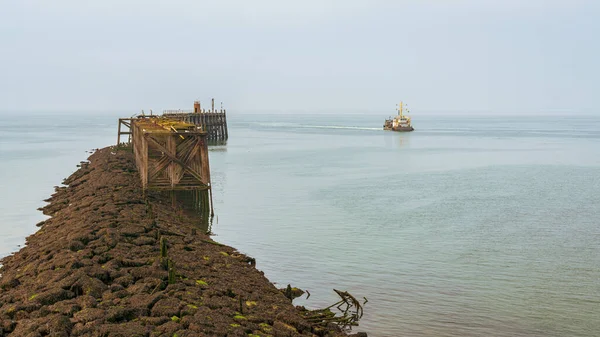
(1, 0, 598, 114)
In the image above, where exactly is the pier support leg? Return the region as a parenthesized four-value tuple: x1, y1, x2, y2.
(209, 187, 214, 217)
(117, 120, 122, 145)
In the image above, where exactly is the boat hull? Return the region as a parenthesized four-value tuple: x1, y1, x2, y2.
(384, 126, 414, 132)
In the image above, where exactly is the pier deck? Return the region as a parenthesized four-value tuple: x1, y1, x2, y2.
(162, 99, 228, 143)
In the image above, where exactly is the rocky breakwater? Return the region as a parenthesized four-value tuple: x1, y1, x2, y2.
(0, 147, 366, 337)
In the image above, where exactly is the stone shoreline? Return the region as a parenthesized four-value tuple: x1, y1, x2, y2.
(0, 146, 366, 337)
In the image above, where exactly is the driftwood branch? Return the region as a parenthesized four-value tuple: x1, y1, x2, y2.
(300, 289, 366, 332)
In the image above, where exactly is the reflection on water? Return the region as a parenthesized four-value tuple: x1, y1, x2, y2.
(397, 133, 409, 148)
(208, 141, 228, 149)
(170, 190, 214, 234)
(383, 130, 411, 149)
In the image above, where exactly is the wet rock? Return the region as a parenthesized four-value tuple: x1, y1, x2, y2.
(151, 298, 181, 317)
(273, 320, 299, 335)
(152, 320, 182, 336)
(140, 315, 170, 326)
(128, 293, 163, 310)
(72, 274, 108, 298)
(119, 225, 146, 238)
(106, 307, 143, 323)
(132, 236, 156, 246)
(113, 274, 135, 288)
(68, 240, 85, 252)
(45, 314, 73, 336)
(0, 277, 20, 290)
(47, 300, 81, 317)
(95, 321, 151, 337)
(10, 323, 38, 336)
(73, 308, 105, 324)
(75, 295, 97, 309)
(34, 289, 74, 306)
(109, 283, 125, 293)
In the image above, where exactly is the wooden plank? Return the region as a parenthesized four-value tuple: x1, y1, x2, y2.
(200, 137, 210, 186)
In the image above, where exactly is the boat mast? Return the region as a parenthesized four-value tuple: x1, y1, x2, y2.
(397, 101, 404, 118)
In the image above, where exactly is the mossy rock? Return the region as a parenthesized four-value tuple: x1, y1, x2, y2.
(33, 288, 75, 306)
(73, 308, 106, 324)
(150, 298, 181, 317)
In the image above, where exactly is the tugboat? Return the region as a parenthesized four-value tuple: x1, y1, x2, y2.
(383, 102, 414, 132)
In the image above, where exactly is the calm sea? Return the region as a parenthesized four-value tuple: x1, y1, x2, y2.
(1, 112, 599, 337)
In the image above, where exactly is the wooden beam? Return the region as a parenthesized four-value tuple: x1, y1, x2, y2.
(144, 133, 206, 185)
(117, 119, 122, 145)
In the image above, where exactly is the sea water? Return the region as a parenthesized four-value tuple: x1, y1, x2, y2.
(1, 112, 599, 336)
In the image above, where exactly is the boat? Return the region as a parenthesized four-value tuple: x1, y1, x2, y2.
(383, 102, 414, 132)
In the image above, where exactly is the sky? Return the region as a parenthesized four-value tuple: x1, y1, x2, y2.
(0, 0, 598, 115)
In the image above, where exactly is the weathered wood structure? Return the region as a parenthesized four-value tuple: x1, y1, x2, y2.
(162, 99, 228, 143)
(117, 116, 213, 217)
(117, 118, 133, 144)
(131, 117, 210, 190)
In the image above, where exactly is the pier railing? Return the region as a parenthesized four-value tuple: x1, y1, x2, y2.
(163, 109, 194, 114)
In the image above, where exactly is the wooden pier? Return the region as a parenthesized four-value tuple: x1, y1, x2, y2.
(163, 99, 228, 144)
(117, 116, 213, 217)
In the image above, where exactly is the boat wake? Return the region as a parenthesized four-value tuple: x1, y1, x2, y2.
(297, 125, 381, 131)
(253, 122, 381, 131)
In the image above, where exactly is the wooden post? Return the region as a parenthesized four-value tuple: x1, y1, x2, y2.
(117, 119, 122, 145)
(166, 136, 177, 188)
(218, 114, 222, 141)
(223, 111, 228, 140)
(209, 186, 214, 217)
(142, 128, 148, 189)
(219, 114, 225, 142)
(160, 236, 167, 258)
